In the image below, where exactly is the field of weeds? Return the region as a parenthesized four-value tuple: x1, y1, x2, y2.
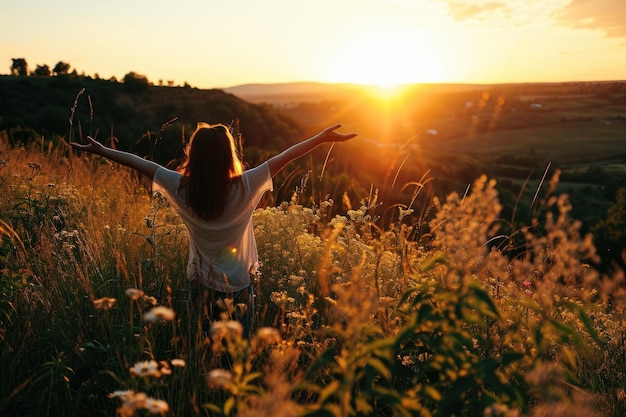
(1, 136, 625, 417)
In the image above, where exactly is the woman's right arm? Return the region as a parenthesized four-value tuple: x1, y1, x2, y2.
(71, 136, 162, 180)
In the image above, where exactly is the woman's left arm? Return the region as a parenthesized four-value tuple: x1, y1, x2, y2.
(71, 136, 162, 180)
(267, 124, 357, 177)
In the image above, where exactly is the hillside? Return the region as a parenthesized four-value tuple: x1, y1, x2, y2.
(226, 80, 626, 228)
(2, 75, 625, 238)
(0, 75, 303, 164)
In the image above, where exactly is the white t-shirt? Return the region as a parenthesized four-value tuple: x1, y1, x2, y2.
(152, 162, 273, 292)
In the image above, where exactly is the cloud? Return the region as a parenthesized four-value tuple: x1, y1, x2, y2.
(439, 0, 626, 39)
(555, 0, 626, 38)
(445, 1, 509, 21)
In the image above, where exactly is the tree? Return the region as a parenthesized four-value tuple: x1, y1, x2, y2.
(593, 187, 626, 271)
(10, 58, 28, 76)
(53, 61, 71, 76)
(33, 64, 51, 76)
(122, 71, 150, 94)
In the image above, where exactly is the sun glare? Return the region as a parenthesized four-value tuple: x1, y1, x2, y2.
(328, 30, 448, 89)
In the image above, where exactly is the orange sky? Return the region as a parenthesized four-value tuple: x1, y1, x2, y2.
(2, 0, 625, 88)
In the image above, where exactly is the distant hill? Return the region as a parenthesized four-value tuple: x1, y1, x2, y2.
(223, 81, 487, 104)
(223, 81, 367, 103)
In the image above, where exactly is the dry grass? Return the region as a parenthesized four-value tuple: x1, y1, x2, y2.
(1, 134, 625, 417)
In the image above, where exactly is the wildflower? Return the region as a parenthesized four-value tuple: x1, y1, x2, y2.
(288, 275, 305, 286)
(109, 390, 136, 401)
(210, 320, 243, 339)
(125, 288, 144, 300)
(93, 297, 117, 310)
(109, 390, 168, 416)
(214, 295, 240, 315)
(399, 355, 414, 366)
(222, 297, 235, 313)
(109, 389, 148, 409)
(130, 360, 161, 378)
(143, 306, 176, 323)
(398, 207, 414, 222)
(270, 291, 295, 305)
(483, 403, 515, 417)
(144, 398, 169, 415)
(207, 369, 233, 389)
(143, 295, 158, 305)
(159, 361, 172, 376)
(227, 320, 243, 335)
(237, 302, 248, 316)
(255, 327, 282, 345)
(171, 358, 186, 367)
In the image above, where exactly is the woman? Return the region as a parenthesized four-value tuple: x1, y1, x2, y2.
(71, 123, 357, 337)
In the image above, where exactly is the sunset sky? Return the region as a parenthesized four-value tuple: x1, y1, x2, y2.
(2, 0, 625, 89)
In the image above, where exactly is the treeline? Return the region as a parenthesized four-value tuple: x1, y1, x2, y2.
(7, 57, 184, 87)
(1, 58, 304, 167)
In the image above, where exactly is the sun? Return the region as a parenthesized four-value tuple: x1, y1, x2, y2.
(328, 30, 448, 89)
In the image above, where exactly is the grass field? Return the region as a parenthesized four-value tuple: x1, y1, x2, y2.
(1, 132, 626, 416)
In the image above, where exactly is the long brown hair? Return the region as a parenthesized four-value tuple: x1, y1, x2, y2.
(178, 123, 244, 220)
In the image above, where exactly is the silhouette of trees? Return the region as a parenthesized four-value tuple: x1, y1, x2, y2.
(53, 61, 71, 75)
(33, 64, 51, 76)
(8, 58, 74, 77)
(10, 58, 28, 76)
(123, 71, 150, 94)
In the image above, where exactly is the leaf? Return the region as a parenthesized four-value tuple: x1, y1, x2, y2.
(361, 336, 396, 356)
(365, 356, 392, 380)
(560, 345, 578, 368)
(355, 397, 373, 414)
(474, 357, 499, 380)
(548, 319, 584, 345)
(201, 403, 224, 415)
(416, 303, 435, 323)
(501, 351, 525, 367)
(318, 380, 341, 404)
(305, 346, 338, 378)
(241, 371, 263, 386)
(468, 283, 502, 320)
(420, 252, 447, 272)
(372, 386, 402, 404)
(393, 314, 419, 346)
(570, 302, 606, 348)
(224, 396, 236, 416)
(397, 287, 426, 307)
(300, 409, 336, 417)
(423, 385, 442, 401)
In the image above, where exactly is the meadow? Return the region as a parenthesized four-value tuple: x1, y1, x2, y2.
(1, 127, 626, 417)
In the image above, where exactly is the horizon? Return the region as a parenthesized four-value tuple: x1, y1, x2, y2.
(2, 1, 626, 90)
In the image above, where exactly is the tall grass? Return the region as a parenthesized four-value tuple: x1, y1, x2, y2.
(1, 133, 625, 417)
